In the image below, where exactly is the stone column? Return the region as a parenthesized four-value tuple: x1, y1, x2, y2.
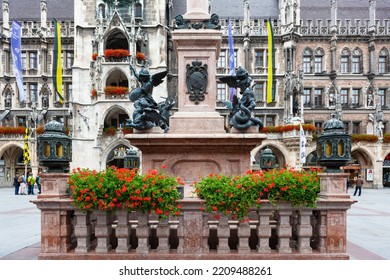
(184, 0, 209, 20)
(330, 0, 338, 33)
(369, 0, 377, 33)
(373, 159, 383, 189)
(74, 210, 92, 253)
(40, 0, 47, 37)
(276, 209, 292, 253)
(2, 0, 10, 37)
(257, 209, 272, 253)
(95, 210, 113, 253)
(156, 218, 170, 253)
(136, 212, 150, 254)
(217, 214, 230, 253)
(297, 209, 313, 253)
(115, 211, 131, 253)
(237, 221, 251, 253)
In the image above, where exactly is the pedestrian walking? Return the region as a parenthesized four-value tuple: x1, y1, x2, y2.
(346, 178, 351, 193)
(13, 173, 20, 195)
(19, 174, 26, 195)
(27, 173, 35, 195)
(36, 175, 41, 194)
(354, 175, 363, 196)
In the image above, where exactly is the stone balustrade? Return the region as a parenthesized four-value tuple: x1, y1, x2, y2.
(219, 18, 390, 36)
(32, 172, 354, 260)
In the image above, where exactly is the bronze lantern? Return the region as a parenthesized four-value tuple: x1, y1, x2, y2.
(37, 120, 72, 173)
(316, 114, 351, 172)
(259, 146, 276, 170)
(124, 147, 140, 170)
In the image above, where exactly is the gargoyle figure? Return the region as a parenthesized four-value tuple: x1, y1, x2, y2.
(127, 65, 169, 132)
(219, 66, 263, 130)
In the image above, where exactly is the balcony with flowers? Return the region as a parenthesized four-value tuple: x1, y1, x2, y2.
(260, 124, 316, 141)
(103, 86, 129, 100)
(104, 49, 130, 62)
(32, 165, 354, 260)
(0, 126, 26, 139)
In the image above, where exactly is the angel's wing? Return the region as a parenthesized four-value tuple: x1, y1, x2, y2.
(219, 75, 239, 89)
(151, 71, 168, 87)
(148, 109, 168, 124)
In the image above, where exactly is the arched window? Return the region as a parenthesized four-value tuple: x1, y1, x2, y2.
(135, 3, 143, 19)
(379, 48, 389, 74)
(302, 48, 312, 74)
(105, 29, 129, 50)
(340, 48, 351, 74)
(352, 48, 363, 74)
(314, 48, 324, 74)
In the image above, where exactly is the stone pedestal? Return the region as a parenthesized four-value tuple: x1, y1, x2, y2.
(37, 172, 70, 199)
(170, 29, 224, 134)
(319, 172, 350, 199)
(31, 173, 74, 257)
(318, 172, 356, 254)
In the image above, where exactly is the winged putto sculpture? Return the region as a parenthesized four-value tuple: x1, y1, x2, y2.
(127, 65, 170, 132)
(219, 66, 263, 130)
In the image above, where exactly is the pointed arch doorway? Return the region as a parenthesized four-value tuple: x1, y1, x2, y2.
(106, 145, 140, 170)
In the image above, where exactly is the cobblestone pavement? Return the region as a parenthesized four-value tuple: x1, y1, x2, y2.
(0, 187, 389, 260)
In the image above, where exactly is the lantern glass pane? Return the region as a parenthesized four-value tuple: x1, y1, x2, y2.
(66, 144, 70, 158)
(325, 141, 332, 157)
(317, 143, 322, 157)
(338, 141, 345, 156)
(56, 143, 63, 158)
(44, 142, 50, 158)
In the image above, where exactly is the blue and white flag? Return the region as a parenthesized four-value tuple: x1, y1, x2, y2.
(228, 18, 236, 101)
(300, 124, 307, 164)
(11, 19, 25, 103)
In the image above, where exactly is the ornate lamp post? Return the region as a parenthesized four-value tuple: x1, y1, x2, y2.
(36, 120, 72, 173)
(259, 147, 276, 170)
(316, 114, 351, 172)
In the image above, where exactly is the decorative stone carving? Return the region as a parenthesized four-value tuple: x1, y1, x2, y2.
(40, 0, 47, 12)
(2, 1, 9, 13)
(186, 61, 208, 104)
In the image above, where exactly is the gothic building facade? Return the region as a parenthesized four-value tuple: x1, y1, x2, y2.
(1, 0, 390, 189)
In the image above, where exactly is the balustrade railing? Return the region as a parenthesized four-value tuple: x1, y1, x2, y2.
(218, 18, 390, 36)
(33, 172, 354, 260)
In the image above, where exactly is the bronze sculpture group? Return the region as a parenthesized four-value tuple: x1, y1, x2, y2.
(127, 64, 262, 132)
(126, 65, 171, 133)
(219, 66, 263, 130)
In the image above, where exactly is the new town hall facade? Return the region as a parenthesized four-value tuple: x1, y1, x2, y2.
(1, 0, 390, 189)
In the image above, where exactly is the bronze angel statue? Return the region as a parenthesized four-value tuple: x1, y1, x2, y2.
(219, 66, 263, 130)
(127, 65, 170, 132)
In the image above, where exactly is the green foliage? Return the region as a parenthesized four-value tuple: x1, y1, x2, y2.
(69, 166, 182, 220)
(351, 134, 378, 143)
(194, 168, 321, 221)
